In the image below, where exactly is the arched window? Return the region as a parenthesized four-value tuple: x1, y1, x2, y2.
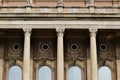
(8, 66, 22, 80)
(98, 66, 112, 80)
(39, 66, 52, 80)
(68, 66, 82, 80)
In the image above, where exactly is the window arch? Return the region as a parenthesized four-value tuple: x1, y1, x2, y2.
(68, 66, 82, 80)
(38, 66, 52, 80)
(8, 66, 22, 80)
(98, 66, 112, 80)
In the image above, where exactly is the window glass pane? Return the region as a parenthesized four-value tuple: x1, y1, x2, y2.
(99, 66, 112, 80)
(8, 66, 22, 80)
(68, 66, 82, 80)
(39, 66, 52, 80)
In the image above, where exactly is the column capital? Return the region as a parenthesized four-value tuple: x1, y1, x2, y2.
(56, 28, 65, 37)
(23, 28, 32, 37)
(89, 28, 98, 37)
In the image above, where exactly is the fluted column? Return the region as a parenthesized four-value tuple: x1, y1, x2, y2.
(56, 28, 64, 80)
(89, 28, 98, 80)
(23, 28, 31, 80)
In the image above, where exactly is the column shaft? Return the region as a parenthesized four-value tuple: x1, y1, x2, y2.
(89, 28, 98, 80)
(23, 28, 31, 80)
(56, 28, 64, 80)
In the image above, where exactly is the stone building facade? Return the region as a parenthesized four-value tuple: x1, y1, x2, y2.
(0, 0, 120, 80)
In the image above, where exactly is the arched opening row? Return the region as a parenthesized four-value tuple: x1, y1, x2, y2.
(8, 65, 112, 80)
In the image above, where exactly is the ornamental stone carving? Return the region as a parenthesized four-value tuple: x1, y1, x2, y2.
(23, 28, 32, 37)
(89, 28, 98, 37)
(56, 28, 65, 37)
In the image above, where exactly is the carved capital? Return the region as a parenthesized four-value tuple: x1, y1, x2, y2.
(89, 28, 98, 37)
(23, 28, 32, 37)
(56, 28, 65, 37)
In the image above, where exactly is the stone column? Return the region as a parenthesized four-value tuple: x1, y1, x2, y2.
(56, 28, 64, 80)
(23, 28, 31, 80)
(89, 28, 98, 80)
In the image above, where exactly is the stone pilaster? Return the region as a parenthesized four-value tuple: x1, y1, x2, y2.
(89, 28, 98, 80)
(23, 28, 31, 80)
(116, 36, 120, 80)
(0, 41, 4, 80)
(56, 28, 65, 80)
(87, 46, 91, 80)
(0, 59, 3, 80)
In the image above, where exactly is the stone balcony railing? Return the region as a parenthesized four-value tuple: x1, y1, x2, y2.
(0, 6, 120, 14)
